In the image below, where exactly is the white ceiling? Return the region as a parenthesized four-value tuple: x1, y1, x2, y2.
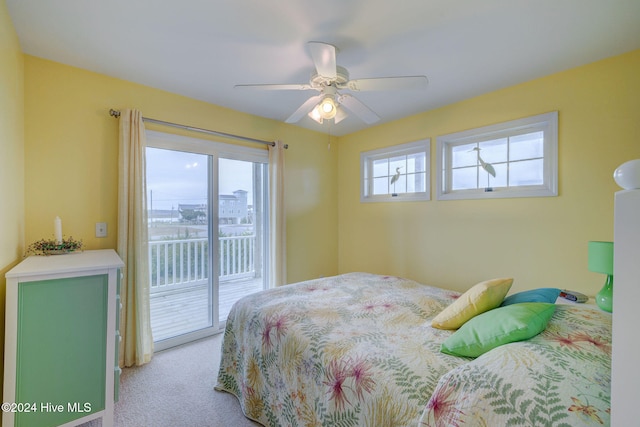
(7, 0, 640, 136)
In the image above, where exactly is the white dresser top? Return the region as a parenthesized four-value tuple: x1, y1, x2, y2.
(6, 249, 124, 279)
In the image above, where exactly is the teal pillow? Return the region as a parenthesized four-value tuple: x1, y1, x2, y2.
(441, 302, 556, 358)
(500, 288, 560, 306)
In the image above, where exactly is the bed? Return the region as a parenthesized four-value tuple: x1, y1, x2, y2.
(215, 272, 611, 427)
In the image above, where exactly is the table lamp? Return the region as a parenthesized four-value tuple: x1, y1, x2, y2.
(588, 241, 614, 312)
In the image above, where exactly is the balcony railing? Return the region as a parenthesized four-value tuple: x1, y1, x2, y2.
(149, 235, 256, 294)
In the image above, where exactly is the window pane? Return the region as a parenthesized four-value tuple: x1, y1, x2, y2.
(407, 152, 426, 174)
(218, 158, 267, 324)
(146, 148, 208, 214)
(373, 177, 389, 195)
(510, 159, 544, 186)
(391, 174, 407, 194)
(451, 144, 477, 168)
(389, 155, 405, 173)
(510, 131, 544, 161)
(451, 167, 478, 190)
(407, 172, 426, 192)
(146, 148, 212, 343)
(372, 158, 388, 177)
(491, 163, 508, 187)
(479, 138, 508, 164)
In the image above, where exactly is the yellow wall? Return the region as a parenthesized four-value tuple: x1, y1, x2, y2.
(338, 49, 640, 295)
(23, 56, 339, 285)
(2, 2, 639, 413)
(0, 0, 25, 400)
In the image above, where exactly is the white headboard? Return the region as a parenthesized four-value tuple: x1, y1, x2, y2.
(611, 188, 640, 425)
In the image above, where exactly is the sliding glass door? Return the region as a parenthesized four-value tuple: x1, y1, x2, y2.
(145, 131, 269, 350)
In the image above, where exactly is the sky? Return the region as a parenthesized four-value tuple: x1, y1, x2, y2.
(146, 147, 257, 210)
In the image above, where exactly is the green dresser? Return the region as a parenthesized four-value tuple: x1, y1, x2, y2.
(3, 250, 124, 427)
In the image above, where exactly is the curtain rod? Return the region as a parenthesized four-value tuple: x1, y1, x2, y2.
(109, 109, 287, 149)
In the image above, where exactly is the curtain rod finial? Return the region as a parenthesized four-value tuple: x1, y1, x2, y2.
(109, 109, 121, 118)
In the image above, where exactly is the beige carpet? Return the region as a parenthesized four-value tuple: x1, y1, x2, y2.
(113, 334, 261, 427)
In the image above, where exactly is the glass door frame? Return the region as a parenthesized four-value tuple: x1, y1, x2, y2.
(146, 130, 269, 351)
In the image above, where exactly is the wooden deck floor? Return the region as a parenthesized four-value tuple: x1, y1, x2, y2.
(150, 277, 264, 342)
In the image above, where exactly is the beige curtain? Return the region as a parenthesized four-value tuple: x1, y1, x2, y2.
(117, 109, 154, 367)
(268, 140, 287, 287)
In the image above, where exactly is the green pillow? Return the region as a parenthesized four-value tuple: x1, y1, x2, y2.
(441, 302, 556, 358)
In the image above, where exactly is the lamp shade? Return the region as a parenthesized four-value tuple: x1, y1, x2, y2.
(588, 241, 613, 275)
(613, 159, 640, 190)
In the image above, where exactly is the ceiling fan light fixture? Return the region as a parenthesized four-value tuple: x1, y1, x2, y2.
(318, 96, 337, 119)
(308, 105, 324, 123)
(334, 106, 348, 124)
(237, 41, 424, 126)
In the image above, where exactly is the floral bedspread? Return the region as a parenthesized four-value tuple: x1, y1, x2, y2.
(215, 273, 467, 426)
(215, 273, 612, 427)
(420, 303, 612, 427)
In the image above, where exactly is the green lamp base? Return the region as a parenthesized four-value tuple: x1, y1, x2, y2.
(595, 275, 613, 313)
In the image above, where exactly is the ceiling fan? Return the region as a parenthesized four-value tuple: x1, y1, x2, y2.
(235, 41, 428, 125)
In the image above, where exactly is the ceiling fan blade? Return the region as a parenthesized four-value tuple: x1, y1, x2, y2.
(344, 75, 428, 91)
(285, 95, 323, 123)
(338, 94, 380, 124)
(308, 41, 337, 79)
(235, 83, 313, 91)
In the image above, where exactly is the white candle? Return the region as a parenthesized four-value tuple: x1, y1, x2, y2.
(54, 216, 62, 244)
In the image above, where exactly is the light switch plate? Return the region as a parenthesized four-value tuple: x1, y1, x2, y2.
(96, 222, 107, 238)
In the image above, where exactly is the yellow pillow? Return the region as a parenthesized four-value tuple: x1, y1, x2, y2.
(431, 278, 513, 330)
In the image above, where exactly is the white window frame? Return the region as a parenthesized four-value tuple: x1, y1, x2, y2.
(145, 130, 269, 351)
(436, 111, 558, 200)
(360, 139, 430, 203)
